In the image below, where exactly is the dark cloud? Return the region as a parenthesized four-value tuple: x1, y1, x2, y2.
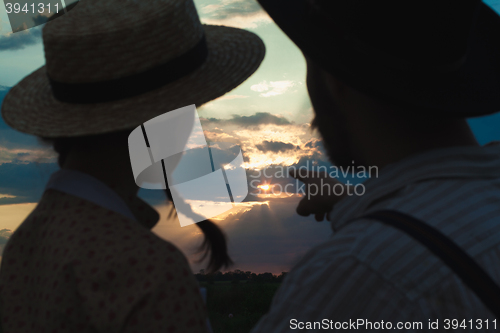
(211, 143, 242, 164)
(6, 0, 80, 35)
(305, 139, 321, 149)
(0, 162, 57, 205)
(201, 0, 263, 20)
(0, 128, 43, 149)
(201, 112, 291, 127)
(150, 194, 332, 274)
(0, 26, 42, 51)
(256, 140, 300, 153)
(31, 14, 49, 26)
(11, 13, 48, 32)
(132, 144, 245, 206)
(0, 229, 12, 245)
(221, 196, 333, 273)
(0, 89, 43, 149)
(0, 229, 13, 259)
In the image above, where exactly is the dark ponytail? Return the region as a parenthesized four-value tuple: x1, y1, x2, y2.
(164, 187, 233, 273)
(41, 131, 233, 273)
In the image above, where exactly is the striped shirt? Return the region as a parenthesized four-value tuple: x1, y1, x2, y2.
(251, 142, 500, 332)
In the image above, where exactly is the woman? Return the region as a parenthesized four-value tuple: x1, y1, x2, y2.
(0, 0, 265, 332)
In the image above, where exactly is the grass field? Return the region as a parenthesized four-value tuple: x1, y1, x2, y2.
(200, 281, 281, 333)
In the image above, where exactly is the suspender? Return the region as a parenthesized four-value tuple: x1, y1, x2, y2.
(362, 210, 500, 318)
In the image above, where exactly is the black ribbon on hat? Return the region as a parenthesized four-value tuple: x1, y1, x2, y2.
(48, 35, 209, 104)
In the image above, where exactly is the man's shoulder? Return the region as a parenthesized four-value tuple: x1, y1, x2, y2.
(293, 217, 405, 265)
(286, 217, 443, 296)
(297, 206, 500, 301)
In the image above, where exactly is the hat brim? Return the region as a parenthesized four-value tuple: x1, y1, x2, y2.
(1, 25, 265, 137)
(258, 0, 500, 117)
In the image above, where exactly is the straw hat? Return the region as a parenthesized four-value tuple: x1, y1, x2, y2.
(258, 0, 500, 117)
(1, 0, 265, 137)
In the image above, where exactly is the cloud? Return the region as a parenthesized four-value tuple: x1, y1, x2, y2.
(202, 112, 292, 127)
(256, 140, 300, 153)
(0, 203, 41, 264)
(199, 0, 271, 29)
(0, 162, 57, 205)
(0, 229, 12, 246)
(0, 146, 56, 164)
(250, 80, 298, 97)
(199, 112, 327, 169)
(305, 139, 322, 149)
(213, 94, 249, 102)
(0, 26, 42, 51)
(0, 228, 13, 263)
(216, 196, 333, 273)
(151, 195, 333, 274)
(0, 229, 12, 243)
(0, 10, 54, 51)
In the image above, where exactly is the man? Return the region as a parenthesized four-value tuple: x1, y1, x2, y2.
(0, 0, 264, 332)
(252, 0, 500, 331)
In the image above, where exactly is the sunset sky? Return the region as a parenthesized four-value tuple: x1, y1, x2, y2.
(1, 0, 500, 274)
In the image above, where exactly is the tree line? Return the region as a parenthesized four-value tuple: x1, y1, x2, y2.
(195, 269, 288, 283)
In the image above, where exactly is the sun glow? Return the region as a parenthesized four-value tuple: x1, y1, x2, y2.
(258, 184, 270, 191)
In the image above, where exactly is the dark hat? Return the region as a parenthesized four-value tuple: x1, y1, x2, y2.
(257, 0, 500, 117)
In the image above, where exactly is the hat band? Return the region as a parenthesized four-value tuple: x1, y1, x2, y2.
(48, 35, 209, 104)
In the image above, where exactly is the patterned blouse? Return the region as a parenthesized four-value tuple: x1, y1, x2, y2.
(0, 172, 209, 333)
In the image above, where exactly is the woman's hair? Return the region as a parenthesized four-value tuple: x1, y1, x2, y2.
(42, 130, 233, 273)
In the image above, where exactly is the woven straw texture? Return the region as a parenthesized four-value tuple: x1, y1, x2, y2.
(1, 0, 266, 137)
